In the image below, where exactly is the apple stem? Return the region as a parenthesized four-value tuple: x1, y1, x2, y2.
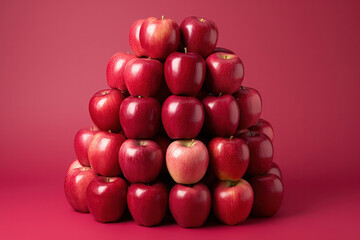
(184, 47, 188, 54)
(162, 15, 164, 20)
(249, 131, 253, 136)
(229, 136, 234, 140)
(200, 18, 205, 22)
(219, 92, 223, 97)
(105, 177, 110, 183)
(108, 130, 112, 133)
(138, 96, 142, 98)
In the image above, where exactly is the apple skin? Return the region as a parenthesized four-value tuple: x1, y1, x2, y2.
(119, 96, 161, 138)
(106, 52, 136, 93)
(212, 179, 254, 225)
(124, 58, 163, 97)
(169, 183, 211, 228)
(119, 139, 163, 183)
(202, 94, 240, 137)
(205, 52, 244, 95)
(127, 182, 168, 226)
(208, 137, 250, 181)
(233, 87, 262, 129)
(213, 47, 235, 54)
(129, 19, 146, 57)
(68, 159, 82, 171)
(89, 89, 125, 133)
(86, 176, 128, 222)
(239, 131, 274, 176)
(249, 118, 274, 141)
(88, 131, 126, 177)
(161, 95, 205, 139)
(74, 126, 99, 166)
(64, 164, 96, 213)
(267, 162, 282, 179)
(249, 174, 284, 217)
(166, 139, 209, 184)
(140, 17, 180, 60)
(164, 52, 205, 96)
(180, 16, 218, 57)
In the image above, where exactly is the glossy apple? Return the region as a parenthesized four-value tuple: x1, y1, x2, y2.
(119, 139, 162, 183)
(233, 87, 262, 129)
(64, 163, 96, 213)
(106, 52, 136, 92)
(169, 183, 211, 228)
(213, 47, 234, 54)
(166, 139, 208, 184)
(129, 19, 146, 57)
(162, 95, 205, 139)
(249, 119, 274, 141)
(140, 17, 180, 59)
(209, 137, 250, 181)
(180, 16, 218, 57)
(127, 182, 168, 226)
(74, 126, 99, 166)
(212, 179, 254, 225)
(164, 51, 205, 96)
(267, 162, 282, 179)
(88, 131, 126, 176)
(205, 52, 244, 95)
(86, 176, 128, 222)
(202, 94, 240, 137)
(119, 96, 161, 138)
(89, 89, 125, 133)
(124, 58, 163, 97)
(249, 174, 283, 217)
(239, 131, 274, 176)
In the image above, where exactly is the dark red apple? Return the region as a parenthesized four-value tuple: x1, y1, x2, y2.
(129, 19, 146, 57)
(74, 126, 99, 166)
(249, 118, 274, 141)
(213, 47, 235, 54)
(267, 162, 282, 179)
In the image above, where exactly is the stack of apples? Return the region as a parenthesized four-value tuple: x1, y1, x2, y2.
(65, 16, 284, 227)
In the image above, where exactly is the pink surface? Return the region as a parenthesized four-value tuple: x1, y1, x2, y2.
(0, 0, 359, 239)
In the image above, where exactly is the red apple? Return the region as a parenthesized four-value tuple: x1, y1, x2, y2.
(119, 139, 162, 183)
(212, 179, 254, 225)
(74, 126, 99, 166)
(233, 87, 262, 129)
(166, 139, 208, 184)
(161, 95, 205, 139)
(127, 182, 168, 226)
(124, 58, 163, 97)
(205, 52, 244, 95)
(88, 131, 126, 177)
(86, 176, 128, 222)
(67, 159, 82, 171)
(213, 47, 235, 54)
(64, 163, 96, 213)
(89, 89, 125, 133)
(169, 183, 211, 228)
(119, 96, 161, 138)
(202, 94, 240, 137)
(208, 137, 250, 181)
(106, 52, 136, 92)
(129, 19, 146, 57)
(180, 16, 218, 57)
(249, 118, 274, 141)
(164, 51, 205, 96)
(239, 131, 274, 176)
(267, 162, 282, 179)
(140, 17, 180, 59)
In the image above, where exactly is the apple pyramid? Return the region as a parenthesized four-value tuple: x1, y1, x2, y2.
(65, 16, 284, 227)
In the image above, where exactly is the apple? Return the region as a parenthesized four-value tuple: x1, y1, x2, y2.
(233, 87, 262, 129)
(129, 19, 146, 57)
(74, 126, 99, 166)
(169, 183, 211, 228)
(249, 174, 283, 217)
(208, 136, 250, 181)
(119, 139, 162, 183)
(140, 17, 180, 59)
(205, 52, 244, 95)
(212, 179, 254, 225)
(164, 51, 205, 96)
(180, 16, 218, 57)
(249, 118, 274, 141)
(106, 52, 136, 93)
(239, 131, 274, 176)
(119, 96, 161, 138)
(89, 89, 125, 133)
(166, 139, 208, 184)
(267, 162, 282, 179)
(88, 131, 126, 177)
(124, 58, 163, 97)
(67, 159, 82, 171)
(213, 47, 234, 54)
(202, 94, 240, 137)
(127, 182, 168, 226)
(86, 176, 128, 222)
(64, 163, 96, 213)
(161, 95, 205, 139)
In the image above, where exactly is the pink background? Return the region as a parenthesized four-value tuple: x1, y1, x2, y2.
(1, 0, 359, 239)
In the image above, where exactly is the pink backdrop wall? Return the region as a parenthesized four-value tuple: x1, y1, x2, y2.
(1, 0, 359, 239)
